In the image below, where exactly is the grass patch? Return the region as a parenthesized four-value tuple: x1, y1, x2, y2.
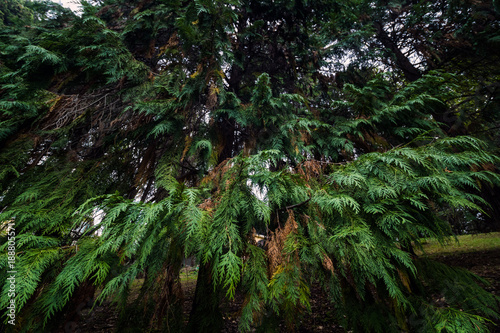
(180, 267, 198, 284)
(417, 232, 500, 256)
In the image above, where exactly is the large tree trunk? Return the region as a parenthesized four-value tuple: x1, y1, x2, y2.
(186, 263, 223, 332)
(154, 248, 184, 333)
(185, 59, 245, 333)
(480, 184, 500, 232)
(59, 280, 96, 332)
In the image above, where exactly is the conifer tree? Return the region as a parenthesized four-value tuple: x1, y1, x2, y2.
(0, 0, 499, 332)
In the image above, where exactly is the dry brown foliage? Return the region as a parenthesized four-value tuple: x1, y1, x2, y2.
(205, 81, 219, 110)
(297, 160, 322, 182)
(200, 158, 233, 190)
(266, 210, 299, 277)
(198, 198, 215, 212)
(181, 135, 192, 162)
(322, 253, 334, 275)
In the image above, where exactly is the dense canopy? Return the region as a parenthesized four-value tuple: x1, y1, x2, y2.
(1, 0, 500, 332)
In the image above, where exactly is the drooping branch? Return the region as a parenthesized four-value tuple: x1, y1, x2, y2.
(373, 21, 421, 82)
(282, 197, 311, 211)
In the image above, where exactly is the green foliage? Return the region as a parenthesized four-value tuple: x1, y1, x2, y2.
(0, 0, 499, 332)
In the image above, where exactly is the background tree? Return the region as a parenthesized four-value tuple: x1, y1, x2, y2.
(325, 0, 500, 232)
(0, 0, 499, 332)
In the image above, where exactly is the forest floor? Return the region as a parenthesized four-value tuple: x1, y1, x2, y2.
(73, 233, 500, 333)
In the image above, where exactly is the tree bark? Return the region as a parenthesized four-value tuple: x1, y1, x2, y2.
(186, 263, 223, 332)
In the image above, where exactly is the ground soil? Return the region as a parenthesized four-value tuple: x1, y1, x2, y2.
(71, 249, 500, 333)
